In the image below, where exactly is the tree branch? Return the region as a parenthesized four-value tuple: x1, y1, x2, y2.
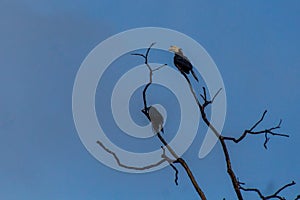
(135, 43, 295, 200)
(96, 140, 168, 170)
(200, 87, 222, 108)
(223, 110, 289, 149)
(161, 146, 179, 185)
(96, 42, 296, 199)
(239, 181, 296, 200)
(183, 75, 243, 199)
(187, 77, 294, 199)
(134, 43, 207, 200)
(96, 141, 180, 186)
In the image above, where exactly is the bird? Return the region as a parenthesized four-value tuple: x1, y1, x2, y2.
(169, 45, 199, 82)
(148, 106, 164, 134)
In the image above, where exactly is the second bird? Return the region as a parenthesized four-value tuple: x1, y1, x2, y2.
(148, 106, 164, 134)
(169, 45, 199, 82)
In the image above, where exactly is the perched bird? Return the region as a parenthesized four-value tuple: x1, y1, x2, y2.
(169, 45, 199, 82)
(148, 106, 164, 134)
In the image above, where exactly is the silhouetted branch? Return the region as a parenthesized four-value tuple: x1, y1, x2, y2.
(93, 40, 298, 199)
(181, 73, 202, 108)
(161, 146, 179, 185)
(142, 82, 151, 118)
(134, 43, 207, 200)
(183, 76, 242, 199)
(131, 42, 155, 66)
(239, 181, 296, 199)
(132, 43, 166, 114)
(96, 140, 167, 170)
(169, 163, 179, 185)
(194, 82, 294, 199)
(200, 87, 222, 108)
(96, 140, 179, 185)
(223, 110, 289, 149)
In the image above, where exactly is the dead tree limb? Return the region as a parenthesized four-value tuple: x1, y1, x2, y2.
(161, 146, 179, 185)
(239, 181, 296, 200)
(182, 70, 295, 199)
(133, 43, 207, 200)
(96, 140, 172, 170)
(96, 42, 296, 199)
(180, 73, 242, 199)
(223, 110, 289, 149)
(96, 141, 180, 186)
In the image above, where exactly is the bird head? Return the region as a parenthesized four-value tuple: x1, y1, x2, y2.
(169, 45, 183, 54)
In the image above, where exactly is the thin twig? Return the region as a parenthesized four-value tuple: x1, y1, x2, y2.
(153, 64, 167, 71)
(161, 146, 179, 185)
(169, 163, 179, 185)
(131, 42, 156, 67)
(200, 87, 222, 108)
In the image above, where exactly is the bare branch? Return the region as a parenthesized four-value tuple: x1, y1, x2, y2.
(211, 88, 222, 102)
(131, 42, 156, 69)
(179, 54, 293, 199)
(161, 146, 179, 185)
(250, 110, 268, 131)
(131, 53, 146, 59)
(145, 42, 156, 63)
(185, 80, 242, 199)
(169, 163, 179, 185)
(200, 87, 223, 108)
(181, 72, 202, 109)
(264, 133, 271, 149)
(240, 187, 265, 199)
(272, 181, 295, 197)
(239, 181, 296, 199)
(199, 87, 206, 101)
(223, 111, 289, 149)
(142, 82, 151, 118)
(95, 42, 298, 200)
(134, 43, 207, 199)
(96, 140, 167, 170)
(153, 64, 167, 71)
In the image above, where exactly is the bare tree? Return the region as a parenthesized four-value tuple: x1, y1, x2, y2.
(97, 43, 298, 199)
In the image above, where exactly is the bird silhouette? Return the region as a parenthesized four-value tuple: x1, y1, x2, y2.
(169, 45, 199, 82)
(148, 106, 164, 134)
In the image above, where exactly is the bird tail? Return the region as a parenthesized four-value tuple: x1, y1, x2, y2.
(191, 69, 199, 82)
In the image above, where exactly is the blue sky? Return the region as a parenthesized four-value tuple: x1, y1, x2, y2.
(1, 0, 299, 199)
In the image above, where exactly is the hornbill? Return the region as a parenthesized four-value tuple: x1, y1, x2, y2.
(147, 106, 164, 134)
(169, 45, 199, 82)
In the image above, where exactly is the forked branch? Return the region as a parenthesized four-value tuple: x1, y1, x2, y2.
(200, 87, 222, 108)
(133, 43, 207, 200)
(223, 110, 289, 149)
(96, 140, 172, 170)
(96, 42, 296, 200)
(239, 181, 297, 200)
(187, 75, 294, 199)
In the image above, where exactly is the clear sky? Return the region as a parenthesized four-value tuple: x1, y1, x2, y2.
(1, 0, 299, 199)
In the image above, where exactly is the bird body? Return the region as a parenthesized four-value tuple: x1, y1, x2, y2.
(148, 106, 164, 134)
(169, 45, 199, 82)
